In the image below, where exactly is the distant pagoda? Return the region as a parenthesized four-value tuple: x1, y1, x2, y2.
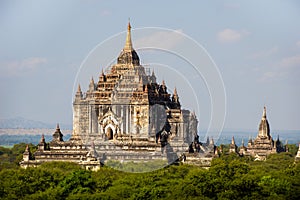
(239, 107, 285, 160)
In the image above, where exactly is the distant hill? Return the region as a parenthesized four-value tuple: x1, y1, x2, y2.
(0, 117, 72, 129)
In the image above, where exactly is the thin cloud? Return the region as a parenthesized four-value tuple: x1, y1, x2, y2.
(259, 70, 285, 82)
(280, 54, 300, 68)
(249, 47, 279, 59)
(217, 28, 250, 43)
(296, 41, 300, 47)
(134, 29, 184, 50)
(258, 54, 300, 82)
(0, 57, 47, 77)
(224, 3, 240, 9)
(101, 10, 111, 16)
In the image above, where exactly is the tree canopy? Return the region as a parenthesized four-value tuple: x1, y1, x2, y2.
(0, 144, 299, 199)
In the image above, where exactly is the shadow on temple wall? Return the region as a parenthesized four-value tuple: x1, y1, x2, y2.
(156, 120, 178, 164)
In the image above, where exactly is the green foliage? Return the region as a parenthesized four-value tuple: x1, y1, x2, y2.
(58, 170, 95, 198)
(0, 143, 37, 170)
(287, 144, 298, 156)
(39, 161, 82, 172)
(105, 160, 168, 173)
(1, 143, 300, 199)
(219, 144, 230, 154)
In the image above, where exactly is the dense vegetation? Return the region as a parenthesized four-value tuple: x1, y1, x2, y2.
(0, 144, 299, 199)
(0, 143, 37, 170)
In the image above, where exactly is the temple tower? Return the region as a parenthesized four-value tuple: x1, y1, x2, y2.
(258, 106, 271, 139)
(229, 136, 238, 153)
(52, 123, 63, 142)
(242, 106, 285, 160)
(22, 145, 30, 162)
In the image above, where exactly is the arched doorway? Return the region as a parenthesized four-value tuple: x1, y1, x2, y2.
(106, 127, 113, 140)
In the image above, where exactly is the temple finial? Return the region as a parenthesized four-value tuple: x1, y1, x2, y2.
(89, 77, 95, 91)
(127, 18, 131, 31)
(25, 144, 29, 152)
(262, 106, 267, 119)
(40, 134, 45, 143)
(77, 84, 82, 93)
(231, 136, 235, 145)
(56, 123, 60, 130)
(124, 20, 133, 51)
(174, 87, 178, 96)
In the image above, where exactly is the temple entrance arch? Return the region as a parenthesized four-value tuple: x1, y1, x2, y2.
(106, 127, 113, 140)
(99, 109, 121, 140)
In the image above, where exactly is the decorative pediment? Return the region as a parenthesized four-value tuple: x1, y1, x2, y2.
(99, 108, 120, 126)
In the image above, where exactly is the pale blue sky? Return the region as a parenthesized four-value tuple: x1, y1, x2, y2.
(0, 0, 300, 131)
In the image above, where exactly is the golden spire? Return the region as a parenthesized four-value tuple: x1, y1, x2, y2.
(124, 20, 133, 51)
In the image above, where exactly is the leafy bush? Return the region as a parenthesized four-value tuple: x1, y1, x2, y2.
(0, 144, 300, 199)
